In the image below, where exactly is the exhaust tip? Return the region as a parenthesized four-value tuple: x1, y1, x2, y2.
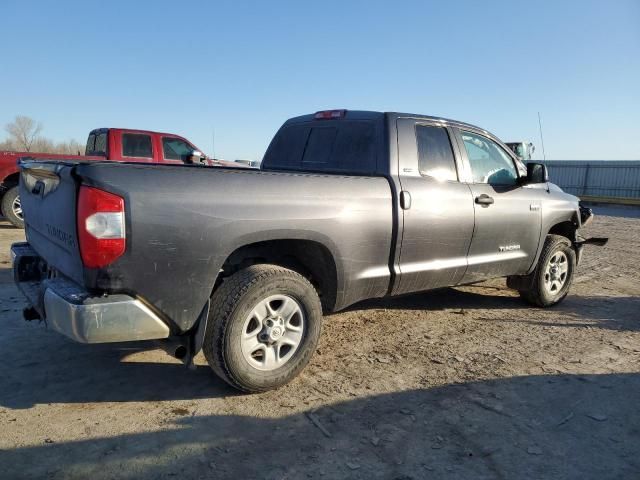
(174, 345, 187, 360)
(23, 307, 41, 321)
(157, 339, 189, 361)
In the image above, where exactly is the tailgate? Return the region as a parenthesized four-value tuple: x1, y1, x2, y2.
(19, 161, 85, 285)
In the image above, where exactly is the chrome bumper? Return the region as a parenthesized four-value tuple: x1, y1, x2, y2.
(11, 242, 170, 343)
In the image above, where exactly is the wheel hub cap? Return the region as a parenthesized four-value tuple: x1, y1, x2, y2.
(544, 251, 568, 294)
(13, 196, 23, 220)
(241, 295, 305, 371)
(264, 316, 285, 342)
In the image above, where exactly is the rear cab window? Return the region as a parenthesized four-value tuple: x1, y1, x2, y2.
(94, 133, 107, 155)
(85, 132, 107, 156)
(122, 133, 153, 159)
(85, 134, 95, 155)
(262, 116, 379, 175)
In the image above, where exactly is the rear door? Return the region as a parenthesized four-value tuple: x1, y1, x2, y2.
(453, 128, 542, 282)
(393, 118, 475, 294)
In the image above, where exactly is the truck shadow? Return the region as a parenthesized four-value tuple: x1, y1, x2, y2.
(349, 287, 640, 332)
(0, 339, 238, 409)
(489, 295, 640, 333)
(350, 285, 525, 312)
(0, 264, 236, 409)
(2, 285, 636, 409)
(1, 373, 638, 479)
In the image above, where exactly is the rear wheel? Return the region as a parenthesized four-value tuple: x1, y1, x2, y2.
(203, 264, 323, 392)
(519, 234, 576, 307)
(1, 186, 24, 228)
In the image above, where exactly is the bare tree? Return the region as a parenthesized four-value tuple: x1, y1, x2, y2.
(1, 115, 83, 154)
(31, 137, 55, 153)
(0, 138, 16, 151)
(5, 116, 43, 152)
(54, 139, 84, 155)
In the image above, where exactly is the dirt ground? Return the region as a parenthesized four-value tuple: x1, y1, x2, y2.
(0, 208, 638, 480)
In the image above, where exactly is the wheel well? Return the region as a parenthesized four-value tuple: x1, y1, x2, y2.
(218, 240, 338, 312)
(1, 173, 20, 193)
(548, 221, 577, 241)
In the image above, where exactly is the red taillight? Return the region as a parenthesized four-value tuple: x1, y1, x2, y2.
(313, 109, 347, 120)
(77, 186, 125, 268)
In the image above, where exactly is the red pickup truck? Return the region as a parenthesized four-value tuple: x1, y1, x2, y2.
(0, 128, 235, 227)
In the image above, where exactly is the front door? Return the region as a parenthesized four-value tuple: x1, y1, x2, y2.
(454, 129, 542, 283)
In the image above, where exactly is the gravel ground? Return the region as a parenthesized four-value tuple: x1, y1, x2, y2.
(0, 209, 638, 480)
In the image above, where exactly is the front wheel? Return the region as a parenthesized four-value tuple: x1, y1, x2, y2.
(518, 234, 576, 307)
(1, 186, 24, 228)
(203, 264, 323, 392)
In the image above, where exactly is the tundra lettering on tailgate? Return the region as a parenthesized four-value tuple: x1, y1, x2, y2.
(46, 223, 76, 249)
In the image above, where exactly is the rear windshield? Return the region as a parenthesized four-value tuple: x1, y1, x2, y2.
(85, 132, 107, 156)
(262, 120, 378, 175)
(85, 134, 95, 155)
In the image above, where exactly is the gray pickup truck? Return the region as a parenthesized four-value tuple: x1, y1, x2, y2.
(12, 110, 604, 392)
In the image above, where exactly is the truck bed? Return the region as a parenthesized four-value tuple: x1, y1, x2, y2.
(20, 160, 393, 332)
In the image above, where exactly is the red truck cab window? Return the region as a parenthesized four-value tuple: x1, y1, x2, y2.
(122, 133, 153, 159)
(162, 137, 195, 163)
(86, 132, 108, 156)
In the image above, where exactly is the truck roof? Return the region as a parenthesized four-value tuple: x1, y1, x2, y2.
(285, 110, 499, 141)
(88, 127, 190, 137)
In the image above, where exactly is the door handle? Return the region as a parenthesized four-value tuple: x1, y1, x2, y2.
(475, 194, 494, 206)
(400, 190, 412, 210)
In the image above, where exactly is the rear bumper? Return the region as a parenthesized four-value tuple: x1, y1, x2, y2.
(11, 242, 170, 343)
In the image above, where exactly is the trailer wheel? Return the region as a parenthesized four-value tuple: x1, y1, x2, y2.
(203, 264, 323, 392)
(519, 234, 576, 307)
(1, 186, 24, 228)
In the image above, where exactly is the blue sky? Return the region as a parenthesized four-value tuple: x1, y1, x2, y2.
(1, 0, 638, 160)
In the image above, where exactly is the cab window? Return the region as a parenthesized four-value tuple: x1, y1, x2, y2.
(122, 133, 153, 158)
(416, 125, 458, 181)
(262, 121, 377, 174)
(163, 137, 194, 162)
(461, 131, 518, 185)
(85, 134, 95, 155)
(85, 132, 107, 156)
(94, 132, 107, 155)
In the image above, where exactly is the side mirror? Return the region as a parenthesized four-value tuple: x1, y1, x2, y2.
(186, 150, 205, 164)
(525, 162, 548, 184)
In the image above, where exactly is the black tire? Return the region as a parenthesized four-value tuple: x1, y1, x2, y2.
(203, 264, 323, 393)
(519, 234, 576, 307)
(1, 186, 24, 228)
